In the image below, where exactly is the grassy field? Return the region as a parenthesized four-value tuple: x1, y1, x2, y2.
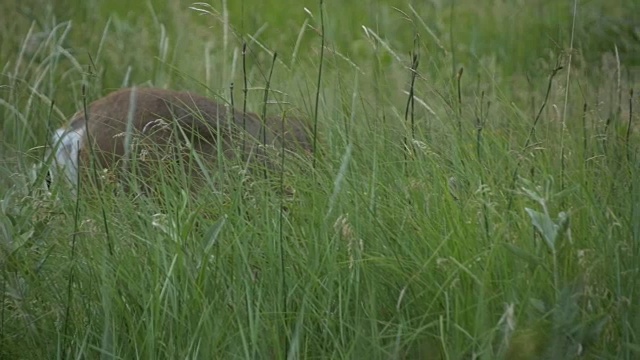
(1, 0, 639, 358)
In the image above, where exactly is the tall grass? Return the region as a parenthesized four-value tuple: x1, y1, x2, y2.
(1, 0, 639, 358)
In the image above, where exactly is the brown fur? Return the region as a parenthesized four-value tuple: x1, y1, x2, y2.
(65, 87, 311, 187)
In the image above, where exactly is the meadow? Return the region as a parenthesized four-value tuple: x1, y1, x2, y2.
(0, 0, 639, 358)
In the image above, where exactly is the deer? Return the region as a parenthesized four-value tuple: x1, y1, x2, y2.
(47, 87, 312, 194)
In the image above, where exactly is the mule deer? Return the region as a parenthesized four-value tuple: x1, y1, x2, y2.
(48, 87, 312, 193)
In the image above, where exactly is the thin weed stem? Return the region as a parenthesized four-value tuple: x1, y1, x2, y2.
(62, 109, 84, 358)
(560, 0, 578, 199)
(261, 51, 278, 179)
(230, 82, 235, 117)
(476, 91, 490, 241)
(312, 0, 325, 169)
(42, 100, 55, 191)
(278, 109, 288, 354)
(507, 64, 563, 210)
(626, 88, 634, 163)
(457, 67, 463, 135)
(403, 48, 419, 164)
(582, 103, 588, 161)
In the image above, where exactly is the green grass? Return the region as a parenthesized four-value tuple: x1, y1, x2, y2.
(1, 0, 639, 358)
